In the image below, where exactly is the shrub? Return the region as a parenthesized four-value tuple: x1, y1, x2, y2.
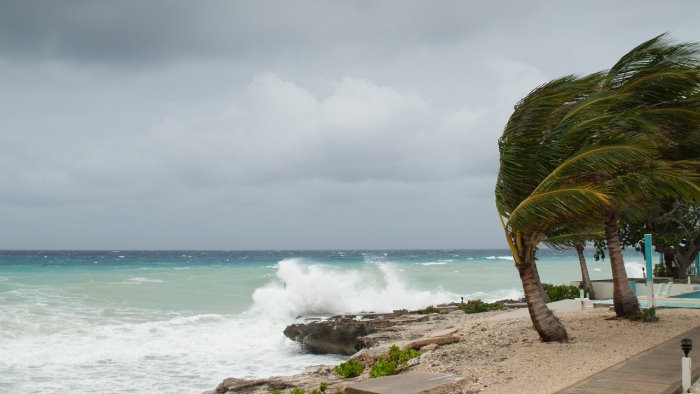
(291, 388, 305, 394)
(631, 307, 659, 322)
(270, 390, 283, 394)
(387, 345, 420, 366)
(334, 358, 364, 378)
(368, 345, 421, 378)
(319, 381, 328, 392)
(419, 305, 443, 314)
(369, 356, 396, 378)
(653, 263, 666, 277)
(541, 283, 579, 301)
(393, 308, 409, 316)
(458, 299, 505, 314)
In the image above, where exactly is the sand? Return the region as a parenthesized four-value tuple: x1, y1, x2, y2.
(409, 306, 700, 393)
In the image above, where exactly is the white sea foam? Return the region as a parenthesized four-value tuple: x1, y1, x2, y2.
(127, 277, 163, 284)
(0, 284, 342, 393)
(249, 258, 458, 319)
(463, 288, 523, 302)
(414, 262, 447, 266)
(485, 256, 514, 261)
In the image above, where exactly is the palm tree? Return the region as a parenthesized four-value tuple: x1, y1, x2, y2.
(497, 35, 700, 338)
(555, 34, 700, 316)
(574, 241, 596, 299)
(543, 228, 603, 300)
(496, 74, 610, 341)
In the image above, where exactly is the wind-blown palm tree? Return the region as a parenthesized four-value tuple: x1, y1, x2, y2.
(553, 34, 700, 316)
(496, 74, 611, 341)
(497, 35, 700, 338)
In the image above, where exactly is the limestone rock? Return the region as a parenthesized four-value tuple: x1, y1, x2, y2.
(420, 343, 439, 352)
(405, 335, 460, 350)
(283, 315, 398, 355)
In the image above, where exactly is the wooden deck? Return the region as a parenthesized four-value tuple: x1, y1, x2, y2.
(558, 326, 700, 394)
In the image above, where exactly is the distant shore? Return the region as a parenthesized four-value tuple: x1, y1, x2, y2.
(207, 304, 700, 393)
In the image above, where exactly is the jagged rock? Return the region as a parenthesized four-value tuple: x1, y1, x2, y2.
(283, 315, 398, 355)
(351, 349, 378, 365)
(213, 377, 292, 394)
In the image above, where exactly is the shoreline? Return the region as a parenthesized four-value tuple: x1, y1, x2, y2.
(208, 304, 700, 393)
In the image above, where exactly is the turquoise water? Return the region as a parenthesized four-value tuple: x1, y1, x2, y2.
(0, 249, 644, 393)
(671, 290, 700, 299)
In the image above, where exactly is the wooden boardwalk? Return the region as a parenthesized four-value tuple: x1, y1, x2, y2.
(558, 325, 700, 394)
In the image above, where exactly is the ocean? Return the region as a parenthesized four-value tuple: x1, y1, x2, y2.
(0, 249, 645, 393)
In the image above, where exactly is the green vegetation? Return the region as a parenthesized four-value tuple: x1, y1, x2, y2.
(369, 345, 420, 378)
(388, 345, 420, 365)
(631, 307, 659, 322)
(369, 356, 396, 378)
(458, 299, 505, 314)
(393, 308, 409, 316)
(335, 345, 421, 380)
(541, 283, 580, 302)
(653, 263, 667, 277)
(272, 382, 336, 394)
(333, 358, 364, 378)
(419, 305, 447, 314)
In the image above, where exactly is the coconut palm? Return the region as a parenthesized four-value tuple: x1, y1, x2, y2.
(574, 241, 596, 299)
(543, 227, 604, 300)
(496, 74, 611, 341)
(497, 35, 700, 338)
(554, 34, 700, 316)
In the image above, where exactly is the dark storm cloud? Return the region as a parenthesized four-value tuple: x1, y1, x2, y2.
(1, 1, 699, 249)
(0, 0, 515, 66)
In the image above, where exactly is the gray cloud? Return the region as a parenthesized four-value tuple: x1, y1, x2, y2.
(0, 1, 699, 249)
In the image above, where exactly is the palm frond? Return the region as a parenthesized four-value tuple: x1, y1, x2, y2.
(506, 186, 611, 233)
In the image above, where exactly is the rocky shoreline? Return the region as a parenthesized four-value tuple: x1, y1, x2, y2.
(204, 303, 516, 394)
(205, 304, 700, 394)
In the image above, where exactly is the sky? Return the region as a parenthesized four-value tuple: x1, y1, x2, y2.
(1, 1, 699, 250)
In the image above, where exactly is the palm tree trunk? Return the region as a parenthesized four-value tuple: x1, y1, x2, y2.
(515, 237, 568, 342)
(604, 210, 639, 317)
(574, 242, 596, 299)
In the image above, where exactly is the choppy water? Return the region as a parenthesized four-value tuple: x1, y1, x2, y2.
(0, 249, 645, 393)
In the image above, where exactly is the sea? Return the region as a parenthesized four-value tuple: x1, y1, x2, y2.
(0, 249, 646, 393)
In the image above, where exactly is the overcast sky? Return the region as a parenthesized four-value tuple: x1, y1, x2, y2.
(1, 1, 699, 250)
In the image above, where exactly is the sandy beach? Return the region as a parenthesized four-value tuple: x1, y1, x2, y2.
(414, 306, 700, 393)
(210, 304, 700, 393)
